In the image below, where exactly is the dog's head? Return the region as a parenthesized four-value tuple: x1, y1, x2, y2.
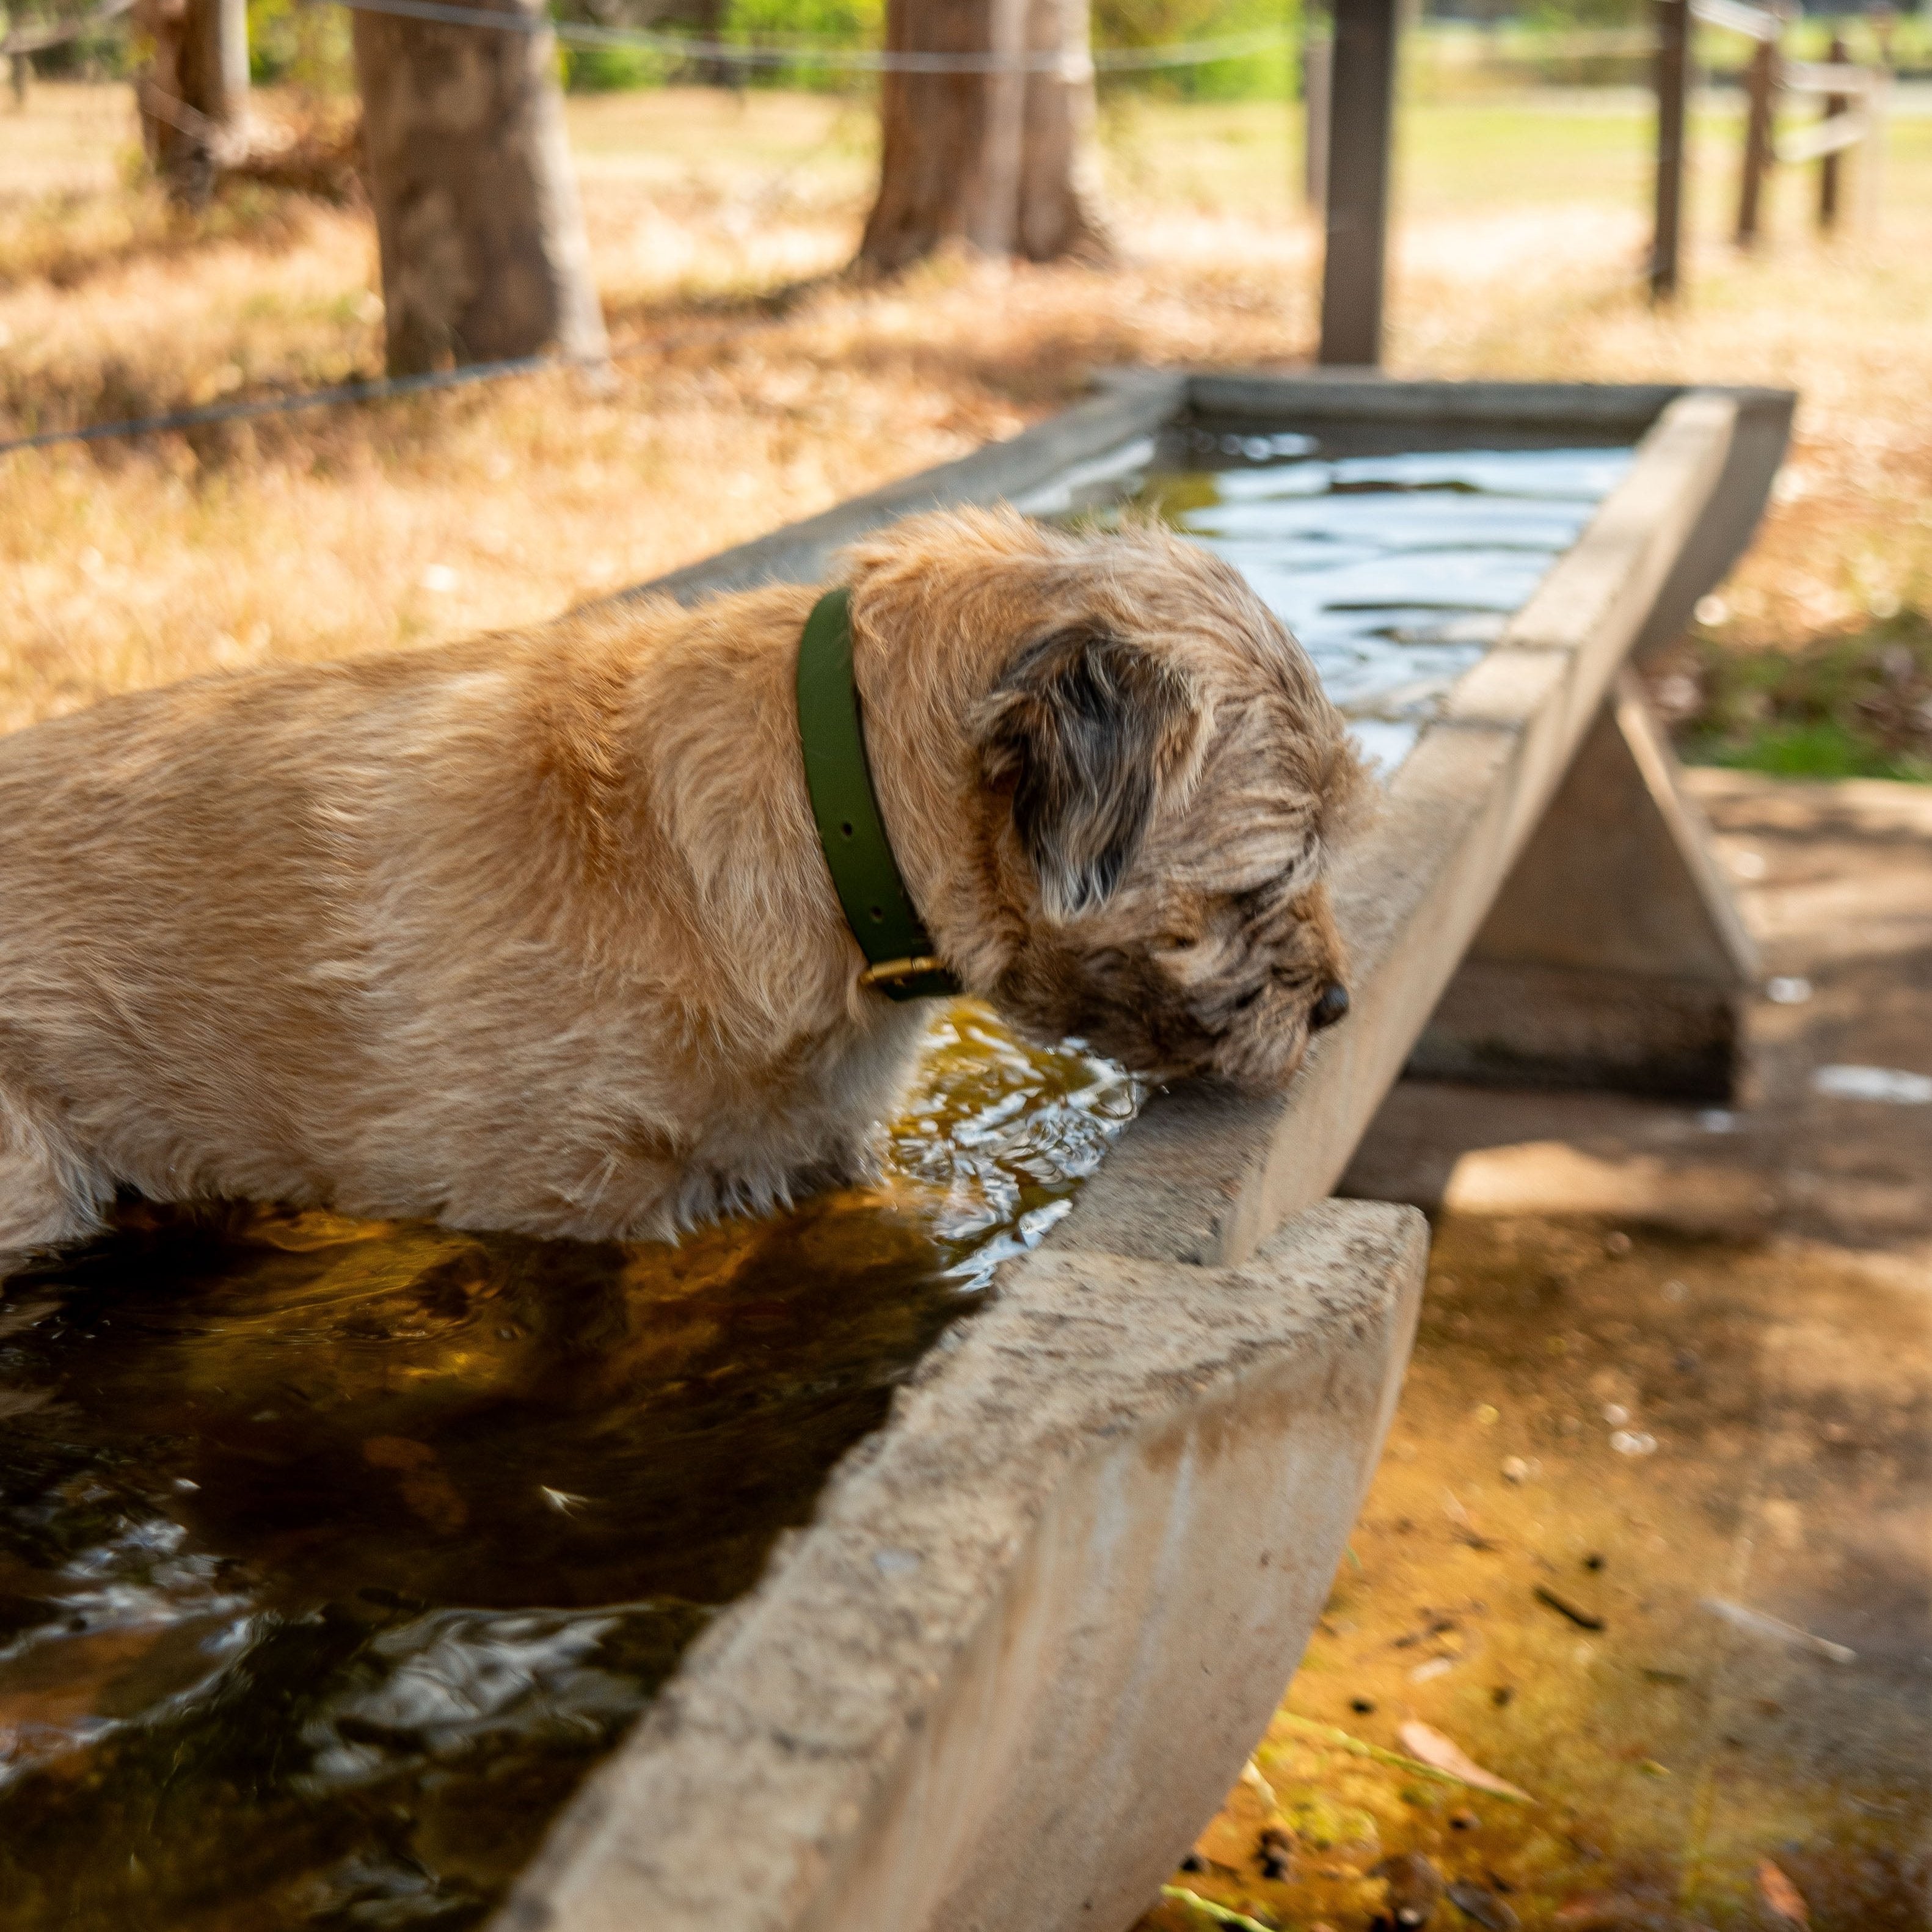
(850, 509, 1372, 1093)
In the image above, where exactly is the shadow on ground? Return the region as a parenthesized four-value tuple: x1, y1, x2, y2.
(1141, 771, 1931, 1932)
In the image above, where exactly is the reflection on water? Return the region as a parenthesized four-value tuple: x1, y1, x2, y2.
(0, 1007, 1136, 1931)
(1096, 428, 1635, 775)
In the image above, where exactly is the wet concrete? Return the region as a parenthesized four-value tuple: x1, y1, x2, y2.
(1141, 771, 1931, 1932)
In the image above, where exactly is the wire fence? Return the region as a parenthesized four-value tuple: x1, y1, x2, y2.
(3, 0, 1900, 456)
(0, 355, 566, 457)
(0, 0, 1302, 460)
(0, 0, 130, 56)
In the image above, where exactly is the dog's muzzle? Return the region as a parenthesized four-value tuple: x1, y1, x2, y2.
(1311, 981, 1351, 1030)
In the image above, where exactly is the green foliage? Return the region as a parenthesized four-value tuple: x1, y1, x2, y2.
(548, 0, 1295, 98)
(1519, 0, 1642, 32)
(1787, 10, 1932, 69)
(719, 0, 883, 90)
(1675, 610, 1932, 784)
(247, 0, 356, 90)
(13, 2, 134, 79)
(563, 44, 679, 90)
(1093, 0, 1295, 100)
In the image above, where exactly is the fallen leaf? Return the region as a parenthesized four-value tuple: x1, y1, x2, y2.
(1551, 1895, 1656, 1930)
(1447, 1881, 1520, 1931)
(1395, 1721, 1534, 1803)
(1374, 1851, 1443, 1928)
(1553, 1897, 1614, 1926)
(1756, 1860, 1809, 1928)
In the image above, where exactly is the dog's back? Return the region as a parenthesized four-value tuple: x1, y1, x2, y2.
(2, 629, 686, 1250)
(1, 508, 1365, 1264)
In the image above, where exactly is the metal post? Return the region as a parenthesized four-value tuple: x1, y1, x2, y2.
(1735, 34, 1776, 246)
(1652, 0, 1688, 300)
(1318, 0, 1398, 367)
(1818, 32, 1848, 229)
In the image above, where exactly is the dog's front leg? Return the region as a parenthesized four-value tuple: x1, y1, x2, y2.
(0, 1081, 113, 1277)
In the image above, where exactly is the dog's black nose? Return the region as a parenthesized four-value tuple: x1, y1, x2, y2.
(1311, 981, 1351, 1030)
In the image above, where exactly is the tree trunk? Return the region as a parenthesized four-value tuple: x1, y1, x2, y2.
(133, 0, 249, 201)
(859, 0, 1110, 271)
(351, 0, 608, 376)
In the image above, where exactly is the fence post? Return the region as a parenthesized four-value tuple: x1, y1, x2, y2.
(1652, 0, 1688, 299)
(6, 1, 28, 109)
(1318, 0, 1398, 365)
(1303, 21, 1331, 213)
(1735, 33, 1776, 246)
(1818, 32, 1849, 229)
(1862, 60, 1890, 228)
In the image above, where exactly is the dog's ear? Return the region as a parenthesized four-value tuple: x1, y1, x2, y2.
(975, 621, 1205, 919)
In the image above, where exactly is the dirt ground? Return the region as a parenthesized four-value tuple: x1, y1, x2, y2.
(1140, 773, 1931, 1932)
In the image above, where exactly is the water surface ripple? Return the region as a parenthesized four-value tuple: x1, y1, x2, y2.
(0, 1009, 1132, 1929)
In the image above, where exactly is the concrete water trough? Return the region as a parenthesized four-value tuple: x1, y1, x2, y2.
(496, 372, 1794, 1932)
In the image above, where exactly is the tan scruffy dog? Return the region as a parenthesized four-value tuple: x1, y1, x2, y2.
(0, 507, 1366, 1263)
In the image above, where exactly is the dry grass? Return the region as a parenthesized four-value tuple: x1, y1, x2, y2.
(2, 81, 1929, 737)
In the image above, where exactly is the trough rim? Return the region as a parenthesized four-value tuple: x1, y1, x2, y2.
(502, 371, 1790, 1931)
(494, 1199, 1430, 1932)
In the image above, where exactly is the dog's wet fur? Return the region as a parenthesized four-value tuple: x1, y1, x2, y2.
(0, 507, 1368, 1258)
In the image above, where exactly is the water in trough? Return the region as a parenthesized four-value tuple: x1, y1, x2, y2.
(1077, 423, 1635, 778)
(0, 429, 1632, 1928)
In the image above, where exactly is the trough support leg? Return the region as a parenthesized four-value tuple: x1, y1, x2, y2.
(1407, 673, 1759, 1103)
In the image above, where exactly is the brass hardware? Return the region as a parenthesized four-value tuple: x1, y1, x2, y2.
(858, 955, 947, 990)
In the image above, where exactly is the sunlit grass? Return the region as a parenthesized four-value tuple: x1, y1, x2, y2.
(1, 80, 1927, 751)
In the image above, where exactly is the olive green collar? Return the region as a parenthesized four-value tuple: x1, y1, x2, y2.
(796, 588, 961, 1002)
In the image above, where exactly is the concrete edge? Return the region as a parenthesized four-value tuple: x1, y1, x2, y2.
(1053, 389, 1754, 1266)
(1403, 666, 1762, 1101)
(491, 1199, 1429, 1932)
(1606, 667, 1762, 982)
(1185, 371, 1686, 429)
(600, 371, 1187, 607)
(1630, 385, 1796, 660)
(588, 371, 1781, 609)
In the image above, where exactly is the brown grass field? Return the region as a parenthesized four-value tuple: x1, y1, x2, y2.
(2, 79, 1928, 744)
